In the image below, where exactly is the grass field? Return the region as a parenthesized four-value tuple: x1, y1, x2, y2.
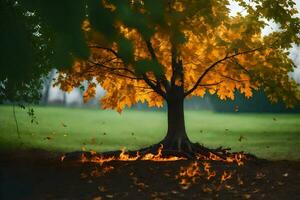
(0, 105, 300, 160)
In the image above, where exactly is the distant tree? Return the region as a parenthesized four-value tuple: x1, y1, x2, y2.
(41, 68, 56, 105)
(0, 0, 52, 104)
(56, 0, 300, 155)
(0, 0, 90, 105)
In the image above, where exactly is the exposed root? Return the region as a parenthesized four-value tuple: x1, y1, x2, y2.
(136, 140, 247, 162)
(62, 140, 255, 165)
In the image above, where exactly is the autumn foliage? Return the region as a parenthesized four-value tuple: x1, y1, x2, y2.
(56, 0, 300, 112)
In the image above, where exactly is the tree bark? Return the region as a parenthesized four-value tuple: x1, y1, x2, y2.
(161, 86, 193, 152)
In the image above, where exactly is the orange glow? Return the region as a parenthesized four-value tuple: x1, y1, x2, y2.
(221, 171, 232, 183)
(61, 145, 248, 189)
(203, 162, 216, 180)
(195, 152, 247, 166)
(60, 154, 66, 162)
(75, 144, 186, 165)
(62, 145, 247, 167)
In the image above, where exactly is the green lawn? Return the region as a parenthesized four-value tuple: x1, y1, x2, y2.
(0, 105, 300, 160)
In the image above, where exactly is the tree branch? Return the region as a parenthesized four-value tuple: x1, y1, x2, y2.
(184, 47, 262, 97)
(87, 61, 144, 81)
(89, 45, 120, 58)
(171, 45, 177, 87)
(142, 74, 167, 99)
(229, 58, 249, 73)
(198, 81, 224, 87)
(89, 43, 166, 98)
(145, 40, 170, 92)
(220, 74, 249, 83)
(88, 60, 136, 75)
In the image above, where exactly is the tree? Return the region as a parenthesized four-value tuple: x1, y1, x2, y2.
(41, 68, 56, 105)
(0, 0, 52, 104)
(0, 0, 90, 105)
(54, 1, 300, 155)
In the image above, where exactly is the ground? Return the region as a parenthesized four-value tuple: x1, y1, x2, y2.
(0, 150, 300, 200)
(0, 106, 300, 199)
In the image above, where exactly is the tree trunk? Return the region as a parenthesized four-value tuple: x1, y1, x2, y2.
(41, 68, 56, 105)
(161, 87, 193, 152)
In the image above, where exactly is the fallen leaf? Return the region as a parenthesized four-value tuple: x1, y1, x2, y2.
(98, 186, 107, 192)
(252, 188, 261, 193)
(256, 172, 265, 179)
(238, 135, 246, 142)
(90, 138, 97, 144)
(90, 150, 97, 155)
(282, 173, 288, 177)
(277, 181, 284, 186)
(224, 184, 234, 190)
(202, 187, 213, 193)
(80, 173, 88, 179)
(105, 194, 114, 198)
(60, 155, 66, 162)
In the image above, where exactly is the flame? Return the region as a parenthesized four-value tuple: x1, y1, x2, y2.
(74, 144, 186, 165)
(141, 144, 184, 161)
(203, 162, 216, 180)
(80, 153, 88, 163)
(61, 144, 247, 173)
(61, 145, 248, 190)
(176, 161, 217, 189)
(61, 145, 247, 167)
(119, 148, 139, 161)
(178, 162, 201, 178)
(220, 171, 232, 183)
(176, 161, 237, 189)
(195, 152, 247, 166)
(60, 154, 66, 162)
(225, 153, 246, 166)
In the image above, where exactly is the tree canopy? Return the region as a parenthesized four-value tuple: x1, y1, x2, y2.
(55, 0, 300, 112)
